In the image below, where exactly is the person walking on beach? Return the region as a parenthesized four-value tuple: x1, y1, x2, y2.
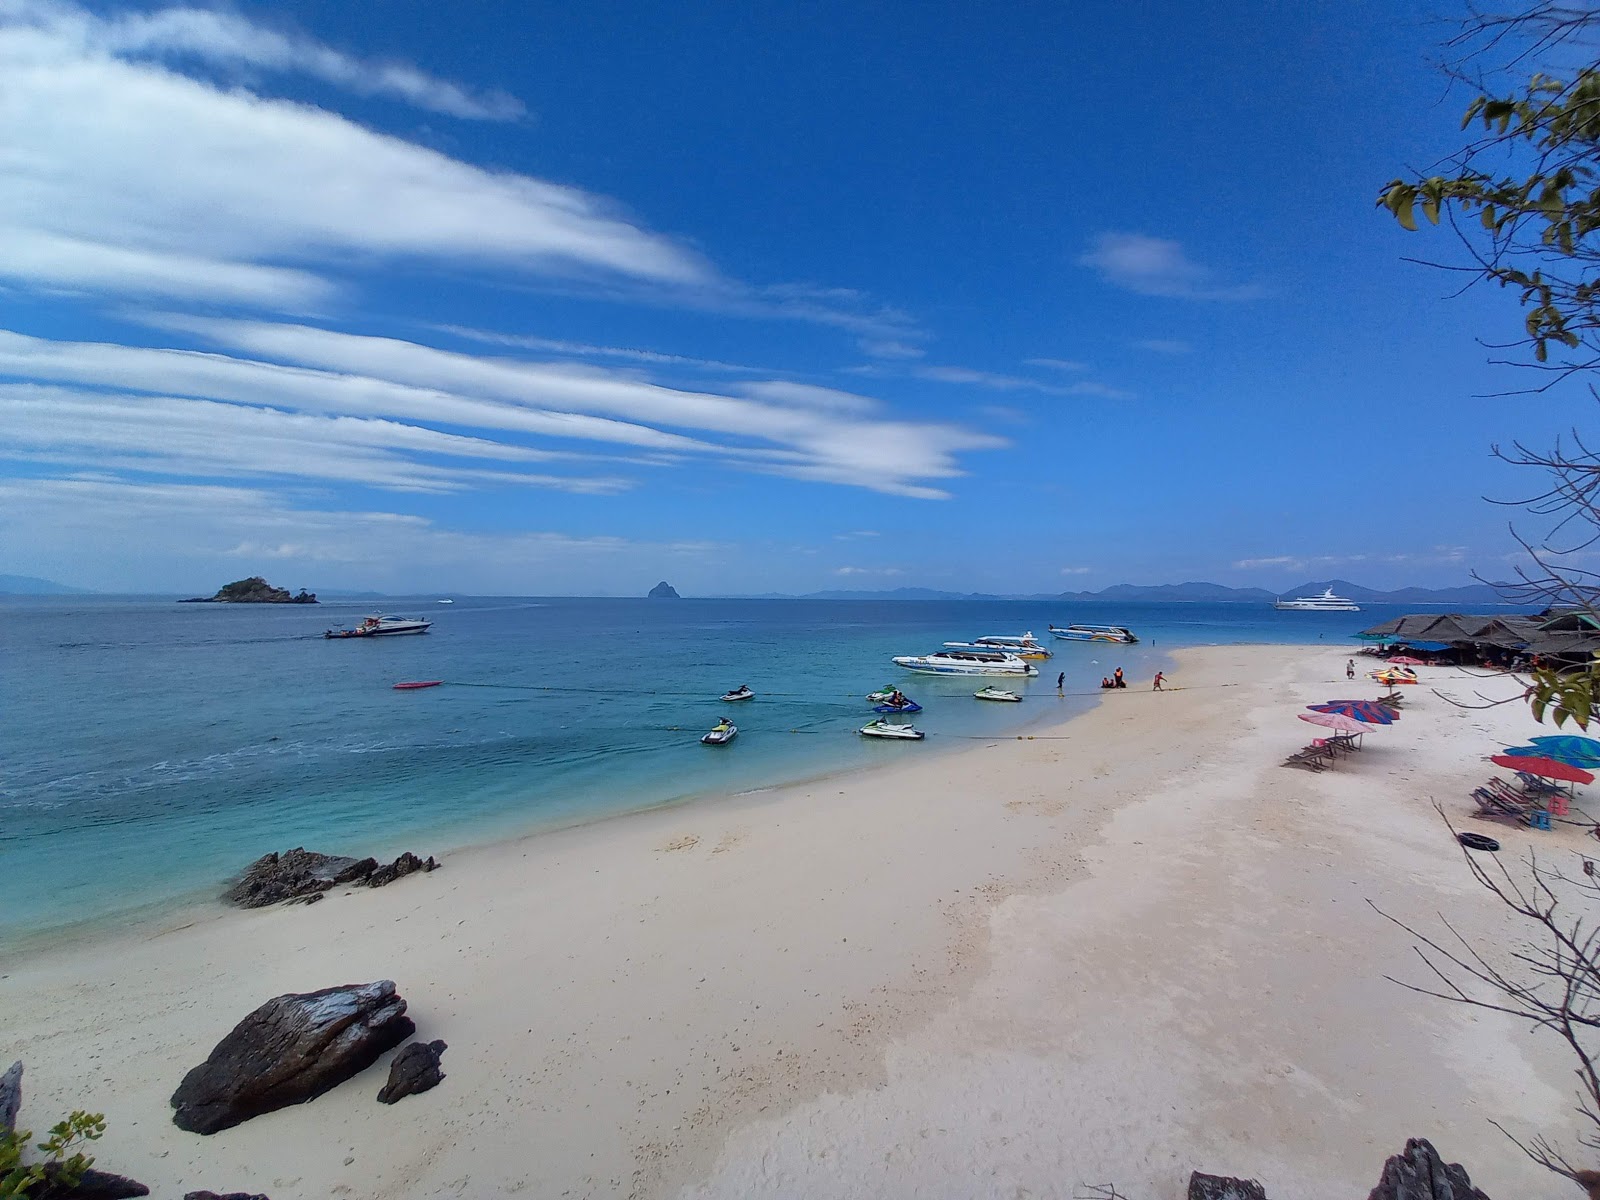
(1152, 671, 1164, 691)
(1056, 671, 1065, 692)
(1346, 659, 1355, 680)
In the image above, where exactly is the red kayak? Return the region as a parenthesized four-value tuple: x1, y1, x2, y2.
(393, 680, 443, 690)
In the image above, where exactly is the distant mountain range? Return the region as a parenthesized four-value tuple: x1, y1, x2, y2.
(0, 574, 92, 594)
(766, 579, 1515, 605)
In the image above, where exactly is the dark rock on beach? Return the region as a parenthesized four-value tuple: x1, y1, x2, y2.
(171, 981, 415, 1134)
(376, 1039, 447, 1104)
(1366, 1138, 1490, 1200)
(0, 1059, 21, 1133)
(1189, 1173, 1267, 1200)
(184, 1192, 271, 1200)
(647, 580, 680, 598)
(224, 848, 438, 908)
(32, 1165, 150, 1199)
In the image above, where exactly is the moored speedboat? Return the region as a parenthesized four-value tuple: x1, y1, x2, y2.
(393, 680, 443, 690)
(1048, 624, 1138, 644)
(324, 615, 433, 639)
(859, 719, 924, 740)
(892, 650, 1037, 676)
(721, 685, 755, 702)
(943, 632, 1052, 660)
(974, 687, 1022, 702)
(701, 720, 738, 745)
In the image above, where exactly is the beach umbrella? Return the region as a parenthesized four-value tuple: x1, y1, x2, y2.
(1501, 742, 1600, 768)
(1490, 754, 1595, 785)
(1387, 656, 1427, 666)
(1309, 700, 1399, 724)
(1529, 735, 1600, 767)
(1299, 711, 1371, 735)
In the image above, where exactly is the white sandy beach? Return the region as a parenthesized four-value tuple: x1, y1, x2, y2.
(3, 643, 1592, 1199)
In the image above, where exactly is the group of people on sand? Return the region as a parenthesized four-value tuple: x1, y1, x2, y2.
(1083, 666, 1165, 691)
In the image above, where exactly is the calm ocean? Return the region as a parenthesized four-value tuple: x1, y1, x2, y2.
(2, 595, 1440, 945)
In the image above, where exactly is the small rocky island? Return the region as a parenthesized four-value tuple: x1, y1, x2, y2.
(180, 576, 318, 604)
(648, 580, 680, 599)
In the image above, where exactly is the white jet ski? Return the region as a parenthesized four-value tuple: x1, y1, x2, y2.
(702, 720, 738, 745)
(974, 687, 1022, 702)
(859, 719, 924, 740)
(721, 685, 755, 702)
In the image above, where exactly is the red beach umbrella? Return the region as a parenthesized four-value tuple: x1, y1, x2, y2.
(1490, 754, 1594, 785)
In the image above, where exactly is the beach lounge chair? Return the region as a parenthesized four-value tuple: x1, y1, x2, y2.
(1284, 744, 1333, 771)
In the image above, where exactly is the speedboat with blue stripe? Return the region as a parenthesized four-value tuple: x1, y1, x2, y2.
(892, 649, 1037, 676)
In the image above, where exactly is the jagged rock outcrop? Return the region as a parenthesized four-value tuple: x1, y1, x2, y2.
(1367, 1138, 1490, 1200)
(0, 1059, 21, 1132)
(647, 580, 680, 599)
(179, 577, 316, 604)
(376, 1039, 447, 1104)
(1189, 1173, 1267, 1200)
(171, 981, 414, 1134)
(223, 848, 438, 908)
(32, 1165, 150, 1199)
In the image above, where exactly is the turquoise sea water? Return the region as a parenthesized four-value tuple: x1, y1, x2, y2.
(2, 595, 1440, 945)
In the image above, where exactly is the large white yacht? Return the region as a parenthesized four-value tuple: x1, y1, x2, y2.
(1273, 588, 1361, 612)
(324, 615, 434, 639)
(892, 649, 1038, 676)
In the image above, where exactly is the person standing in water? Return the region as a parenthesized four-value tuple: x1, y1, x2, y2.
(1113, 666, 1125, 689)
(1056, 671, 1065, 692)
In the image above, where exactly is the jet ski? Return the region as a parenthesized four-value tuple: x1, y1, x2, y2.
(859, 719, 924, 740)
(974, 687, 1022, 702)
(701, 720, 738, 745)
(865, 685, 900, 702)
(721, 685, 755, 702)
(872, 699, 922, 714)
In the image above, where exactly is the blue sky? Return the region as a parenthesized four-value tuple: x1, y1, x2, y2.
(0, 0, 1582, 594)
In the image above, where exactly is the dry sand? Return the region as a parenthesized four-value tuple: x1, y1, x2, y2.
(3, 644, 1592, 1199)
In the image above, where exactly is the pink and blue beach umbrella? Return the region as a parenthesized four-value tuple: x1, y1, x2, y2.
(1308, 700, 1399, 725)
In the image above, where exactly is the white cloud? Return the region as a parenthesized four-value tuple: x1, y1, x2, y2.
(1080, 233, 1263, 301)
(834, 566, 904, 577)
(0, 3, 708, 305)
(851, 361, 1132, 400)
(1233, 555, 1304, 570)
(0, 322, 1004, 499)
(1132, 338, 1192, 355)
(435, 325, 765, 374)
(1059, 566, 1093, 575)
(1, 384, 633, 494)
(1025, 357, 1088, 372)
(859, 339, 926, 360)
(834, 530, 880, 540)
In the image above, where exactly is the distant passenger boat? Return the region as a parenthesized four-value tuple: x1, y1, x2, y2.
(1048, 624, 1139, 644)
(1273, 588, 1361, 612)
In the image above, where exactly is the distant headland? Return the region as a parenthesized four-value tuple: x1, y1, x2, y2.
(648, 581, 681, 599)
(180, 577, 318, 604)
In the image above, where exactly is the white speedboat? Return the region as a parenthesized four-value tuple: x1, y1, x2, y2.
(892, 650, 1037, 676)
(974, 687, 1022, 702)
(859, 719, 924, 740)
(701, 720, 738, 745)
(1274, 588, 1361, 612)
(943, 632, 1052, 660)
(324, 615, 433, 639)
(721, 685, 755, 702)
(436, 598, 453, 604)
(1048, 624, 1138, 644)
